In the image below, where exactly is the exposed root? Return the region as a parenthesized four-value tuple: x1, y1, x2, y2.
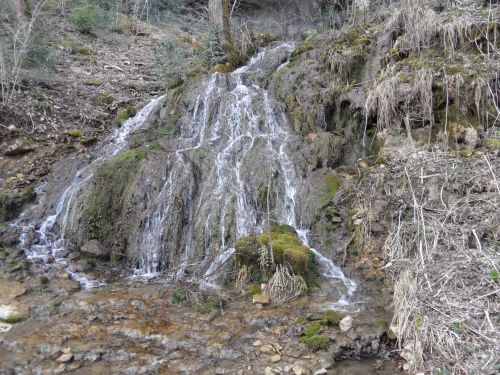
(263, 264, 308, 301)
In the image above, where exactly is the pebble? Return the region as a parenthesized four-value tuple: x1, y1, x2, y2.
(314, 369, 327, 375)
(292, 364, 306, 375)
(270, 354, 281, 363)
(259, 345, 275, 354)
(264, 367, 273, 375)
(252, 339, 263, 347)
(56, 353, 73, 363)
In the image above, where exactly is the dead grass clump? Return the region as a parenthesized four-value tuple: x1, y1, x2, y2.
(383, 149, 500, 374)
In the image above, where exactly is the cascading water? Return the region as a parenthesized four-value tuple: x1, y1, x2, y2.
(18, 95, 166, 286)
(20, 42, 356, 304)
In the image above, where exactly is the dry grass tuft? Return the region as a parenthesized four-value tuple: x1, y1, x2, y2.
(382, 147, 500, 374)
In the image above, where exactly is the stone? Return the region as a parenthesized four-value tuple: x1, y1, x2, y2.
(0, 280, 26, 300)
(0, 302, 29, 322)
(371, 222, 386, 234)
(56, 353, 73, 363)
(264, 368, 273, 375)
(80, 240, 107, 259)
(252, 294, 270, 305)
(4, 141, 36, 156)
(270, 354, 281, 363)
(292, 364, 306, 375)
(259, 345, 275, 354)
(252, 339, 263, 347)
(0, 322, 12, 333)
(339, 316, 353, 332)
(314, 369, 327, 375)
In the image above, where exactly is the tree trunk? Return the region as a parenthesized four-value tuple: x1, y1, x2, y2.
(208, 0, 232, 46)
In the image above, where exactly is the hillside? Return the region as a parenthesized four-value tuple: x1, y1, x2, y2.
(0, 1, 499, 374)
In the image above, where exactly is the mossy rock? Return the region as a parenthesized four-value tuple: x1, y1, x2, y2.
(116, 106, 137, 125)
(324, 310, 345, 326)
(80, 149, 147, 252)
(235, 226, 316, 281)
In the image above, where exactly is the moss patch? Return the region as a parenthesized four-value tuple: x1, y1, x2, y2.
(66, 129, 84, 137)
(301, 334, 329, 352)
(324, 310, 345, 326)
(323, 174, 341, 206)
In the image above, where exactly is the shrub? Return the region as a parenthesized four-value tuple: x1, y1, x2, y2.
(72, 5, 109, 33)
(171, 289, 184, 305)
(303, 322, 322, 337)
(39, 275, 49, 288)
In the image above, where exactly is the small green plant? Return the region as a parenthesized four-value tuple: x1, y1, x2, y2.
(171, 289, 184, 305)
(72, 5, 109, 33)
(249, 283, 261, 295)
(51, 296, 62, 307)
(195, 298, 221, 314)
(39, 275, 49, 288)
(490, 269, 499, 283)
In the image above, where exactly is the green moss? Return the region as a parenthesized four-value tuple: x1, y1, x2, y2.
(303, 322, 322, 337)
(116, 106, 137, 125)
(80, 149, 147, 251)
(485, 138, 500, 150)
(3, 315, 25, 324)
(39, 275, 49, 288)
(353, 38, 370, 45)
(98, 93, 114, 105)
(51, 296, 62, 307)
(323, 174, 341, 206)
(296, 315, 308, 325)
(66, 129, 84, 137)
(80, 136, 98, 146)
(171, 289, 185, 305)
(249, 283, 261, 295)
(324, 310, 345, 326)
(301, 335, 329, 352)
(195, 298, 222, 314)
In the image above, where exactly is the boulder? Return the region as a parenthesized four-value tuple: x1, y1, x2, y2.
(0, 280, 26, 300)
(4, 140, 36, 156)
(0, 302, 29, 322)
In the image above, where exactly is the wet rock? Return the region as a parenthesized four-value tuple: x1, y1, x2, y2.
(253, 294, 270, 305)
(80, 240, 107, 259)
(339, 316, 353, 332)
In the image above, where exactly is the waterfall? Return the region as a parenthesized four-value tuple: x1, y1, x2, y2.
(20, 42, 356, 304)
